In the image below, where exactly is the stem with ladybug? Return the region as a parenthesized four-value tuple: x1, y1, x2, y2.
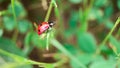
(44, 0, 54, 50)
(47, 0, 87, 68)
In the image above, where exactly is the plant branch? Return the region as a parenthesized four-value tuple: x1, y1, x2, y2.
(44, 0, 53, 22)
(11, 0, 18, 42)
(11, 0, 17, 24)
(96, 17, 120, 55)
(0, 49, 46, 66)
(44, 0, 86, 67)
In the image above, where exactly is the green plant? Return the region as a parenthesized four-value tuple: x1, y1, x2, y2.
(0, 0, 120, 68)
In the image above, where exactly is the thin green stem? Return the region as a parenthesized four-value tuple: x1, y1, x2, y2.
(115, 28, 120, 38)
(0, 49, 46, 67)
(11, 0, 18, 42)
(79, 0, 94, 32)
(44, 0, 55, 50)
(101, 18, 120, 45)
(51, 39, 87, 68)
(0, 48, 69, 67)
(0, 10, 7, 16)
(44, 0, 53, 22)
(46, 33, 50, 50)
(96, 17, 120, 55)
(53, 54, 68, 67)
(11, 0, 17, 25)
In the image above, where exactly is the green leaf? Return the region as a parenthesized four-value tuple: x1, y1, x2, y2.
(70, 60, 81, 68)
(77, 54, 93, 65)
(101, 45, 113, 55)
(0, 37, 25, 56)
(77, 33, 96, 53)
(8, 1, 27, 18)
(109, 36, 120, 54)
(94, 0, 108, 7)
(17, 64, 33, 68)
(64, 29, 76, 39)
(70, 54, 93, 68)
(90, 59, 116, 68)
(18, 20, 32, 34)
(104, 5, 113, 18)
(0, 29, 3, 37)
(23, 32, 33, 55)
(64, 44, 78, 55)
(79, 9, 83, 23)
(69, 0, 82, 4)
(3, 16, 15, 31)
(69, 11, 79, 28)
(89, 8, 104, 23)
(31, 32, 46, 48)
(117, 0, 120, 9)
(105, 20, 114, 29)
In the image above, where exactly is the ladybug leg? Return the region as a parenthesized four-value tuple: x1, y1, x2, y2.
(43, 27, 50, 33)
(45, 27, 52, 33)
(48, 26, 52, 31)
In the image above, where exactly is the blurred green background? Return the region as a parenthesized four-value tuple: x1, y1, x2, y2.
(0, 0, 120, 68)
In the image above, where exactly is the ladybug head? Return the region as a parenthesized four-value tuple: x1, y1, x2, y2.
(48, 21, 55, 27)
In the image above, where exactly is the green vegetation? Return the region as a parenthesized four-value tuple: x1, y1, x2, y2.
(0, 0, 120, 68)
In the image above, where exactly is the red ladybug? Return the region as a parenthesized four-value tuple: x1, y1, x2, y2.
(38, 21, 55, 35)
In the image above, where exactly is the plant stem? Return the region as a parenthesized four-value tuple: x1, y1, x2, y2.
(0, 49, 46, 67)
(0, 10, 7, 16)
(0, 48, 69, 67)
(44, 1, 86, 67)
(11, 0, 17, 23)
(96, 17, 120, 55)
(51, 39, 87, 68)
(44, 0, 54, 50)
(46, 32, 50, 50)
(79, 0, 94, 32)
(44, 0, 53, 22)
(11, 0, 18, 42)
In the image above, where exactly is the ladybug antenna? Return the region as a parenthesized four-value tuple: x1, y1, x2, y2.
(48, 21, 55, 27)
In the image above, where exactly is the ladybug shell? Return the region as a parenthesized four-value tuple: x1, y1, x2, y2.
(38, 22, 49, 35)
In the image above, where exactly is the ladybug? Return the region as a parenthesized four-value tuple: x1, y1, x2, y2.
(38, 21, 55, 35)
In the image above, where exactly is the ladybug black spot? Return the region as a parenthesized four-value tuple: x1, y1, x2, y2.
(40, 24, 42, 26)
(38, 30, 40, 32)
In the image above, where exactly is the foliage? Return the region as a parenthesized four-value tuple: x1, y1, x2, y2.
(0, 0, 120, 68)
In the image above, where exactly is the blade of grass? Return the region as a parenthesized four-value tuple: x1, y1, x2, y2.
(0, 48, 46, 67)
(0, 10, 7, 16)
(46, 32, 50, 50)
(44, 0, 54, 50)
(96, 17, 120, 55)
(0, 48, 69, 68)
(1, 62, 30, 68)
(79, 0, 94, 32)
(51, 39, 87, 68)
(44, 0, 53, 22)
